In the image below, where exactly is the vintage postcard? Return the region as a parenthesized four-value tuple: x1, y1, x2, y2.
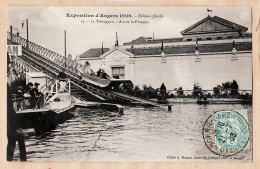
(3, 3, 259, 167)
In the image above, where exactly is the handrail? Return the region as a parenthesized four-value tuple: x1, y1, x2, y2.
(39, 78, 55, 93)
(7, 32, 81, 74)
(19, 47, 157, 104)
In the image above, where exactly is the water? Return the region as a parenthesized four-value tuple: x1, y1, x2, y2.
(13, 103, 252, 162)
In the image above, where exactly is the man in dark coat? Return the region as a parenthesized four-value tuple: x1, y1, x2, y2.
(7, 84, 27, 161)
(7, 52, 27, 161)
(160, 83, 167, 98)
(58, 68, 67, 81)
(58, 69, 67, 92)
(16, 86, 24, 111)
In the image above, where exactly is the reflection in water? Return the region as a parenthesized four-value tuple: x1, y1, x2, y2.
(13, 104, 252, 162)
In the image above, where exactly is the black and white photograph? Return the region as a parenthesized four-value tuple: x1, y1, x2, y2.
(6, 6, 252, 162)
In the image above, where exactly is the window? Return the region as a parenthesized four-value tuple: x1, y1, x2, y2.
(206, 37, 212, 40)
(197, 38, 202, 41)
(111, 67, 125, 79)
(187, 39, 192, 41)
(227, 36, 233, 39)
(216, 37, 222, 40)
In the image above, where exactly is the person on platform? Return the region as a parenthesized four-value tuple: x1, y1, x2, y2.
(32, 83, 41, 108)
(24, 82, 33, 109)
(97, 68, 102, 77)
(16, 86, 24, 111)
(90, 69, 95, 76)
(102, 71, 110, 79)
(58, 68, 67, 80)
(7, 53, 27, 161)
(160, 83, 167, 99)
(58, 69, 67, 92)
(29, 83, 36, 108)
(33, 83, 40, 95)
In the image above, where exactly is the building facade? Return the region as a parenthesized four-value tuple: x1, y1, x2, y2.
(78, 16, 252, 90)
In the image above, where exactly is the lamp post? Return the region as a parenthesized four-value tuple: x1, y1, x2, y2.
(22, 19, 29, 48)
(64, 30, 67, 68)
(26, 19, 29, 48)
(10, 26, 20, 41)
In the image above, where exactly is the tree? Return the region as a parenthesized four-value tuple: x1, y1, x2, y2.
(193, 84, 202, 97)
(230, 80, 239, 95)
(213, 85, 221, 96)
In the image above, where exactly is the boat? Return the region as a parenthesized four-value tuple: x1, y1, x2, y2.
(15, 79, 74, 130)
(197, 100, 210, 104)
(79, 70, 132, 88)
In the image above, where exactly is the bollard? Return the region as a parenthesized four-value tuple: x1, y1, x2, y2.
(168, 105, 172, 111)
(118, 108, 124, 116)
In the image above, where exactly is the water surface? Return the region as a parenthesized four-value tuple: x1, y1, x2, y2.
(13, 103, 252, 162)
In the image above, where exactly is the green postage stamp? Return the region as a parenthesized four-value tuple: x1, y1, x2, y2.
(203, 110, 250, 156)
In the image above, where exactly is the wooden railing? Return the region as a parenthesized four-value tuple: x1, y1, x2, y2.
(7, 31, 81, 74)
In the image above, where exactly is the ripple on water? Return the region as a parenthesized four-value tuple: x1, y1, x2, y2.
(19, 104, 253, 162)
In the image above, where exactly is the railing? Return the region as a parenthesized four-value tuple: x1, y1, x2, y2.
(12, 95, 45, 112)
(117, 88, 252, 99)
(12, 79, 71, 111)
(8, 32, 252, 105)
(7, 31, 81, 74)
(45, 79, 71, 103)
(39, 78, 55, 93)
(7, 33, 159, 105)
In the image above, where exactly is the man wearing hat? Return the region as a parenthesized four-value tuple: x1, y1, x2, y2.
(58, 68, 67, 92)
(29, 82, 40, 108)
(33, 82, 41, 108)
(7, 52, 27, 161)
(16, 86, 24, 111)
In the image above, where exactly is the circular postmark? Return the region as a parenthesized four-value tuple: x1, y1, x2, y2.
(202, 110, 249, 156)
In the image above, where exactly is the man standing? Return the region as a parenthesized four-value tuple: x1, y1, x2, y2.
(160, 83, 167, 100)
(7, 53, 27, 161)
(58, 68, 67, 80)
(7, 85, 27, 161)
(58, 68, 67, 92)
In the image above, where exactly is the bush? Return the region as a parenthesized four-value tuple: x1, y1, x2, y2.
(193, 84, 202, 97)
(213, 80, 239, 97)
(213, 85, 221, 96)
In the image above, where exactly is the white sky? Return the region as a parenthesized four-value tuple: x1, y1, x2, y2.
(8, 7, 251, 58)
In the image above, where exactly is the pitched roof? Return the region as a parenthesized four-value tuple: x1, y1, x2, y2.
(79, 48, 110, 58)
(123, 37, 183, 45)
(100, 47, 134, 58)
(147, 38, 183, 44)
(213, 16, 248, 31)
(123, 36, 152, 45)
(181, 16, 248, 35)
(126, 42, 251, 56)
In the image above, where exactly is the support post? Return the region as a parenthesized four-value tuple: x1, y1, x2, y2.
(64, 30, 67, 68)
(10, 26, 13, 42)
(26, 19, 29, 48)
(168, 105, 172, 111)
(118, 108, 124, 116)
(64, 30, 67, 58)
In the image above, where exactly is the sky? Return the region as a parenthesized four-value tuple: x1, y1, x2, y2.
(8, 7, 251, 59)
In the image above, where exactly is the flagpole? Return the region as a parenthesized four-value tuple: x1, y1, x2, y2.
(161, 39, 164, 52)
(116, 32, 118, 46)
